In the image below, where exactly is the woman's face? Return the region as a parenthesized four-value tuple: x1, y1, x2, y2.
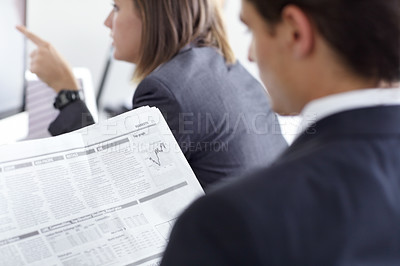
(104, 0, 142, 63)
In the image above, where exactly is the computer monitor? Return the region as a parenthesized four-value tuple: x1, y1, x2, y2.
(0, 0, 27, 119)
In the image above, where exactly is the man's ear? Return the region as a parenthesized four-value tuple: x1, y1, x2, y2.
(281, 5, 315, 58)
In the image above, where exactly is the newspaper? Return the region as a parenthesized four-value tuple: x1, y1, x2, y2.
(0, 106, 204, 266)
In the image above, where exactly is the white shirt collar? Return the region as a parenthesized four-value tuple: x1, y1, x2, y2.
(297, 87, 400, 137)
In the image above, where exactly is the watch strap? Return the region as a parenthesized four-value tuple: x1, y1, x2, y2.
(53, 90, 81, 110)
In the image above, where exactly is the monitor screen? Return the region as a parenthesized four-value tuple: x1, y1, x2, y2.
(0, 0, 26, 119)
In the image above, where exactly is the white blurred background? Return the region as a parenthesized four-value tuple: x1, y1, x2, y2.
(26, 0, 300, 143)
(26, 0, 258, 107)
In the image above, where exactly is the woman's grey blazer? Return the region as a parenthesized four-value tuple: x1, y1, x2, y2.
(49, 46, 287, 189)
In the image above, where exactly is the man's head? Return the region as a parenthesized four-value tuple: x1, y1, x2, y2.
(241, 0, 400, 114)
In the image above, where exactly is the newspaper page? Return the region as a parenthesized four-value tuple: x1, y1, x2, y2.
(0, 106, 204, 266)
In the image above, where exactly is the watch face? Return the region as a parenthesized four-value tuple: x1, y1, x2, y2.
(54, 90, 80, 110)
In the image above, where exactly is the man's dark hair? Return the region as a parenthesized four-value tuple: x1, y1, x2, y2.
(246, 0, 400, 82)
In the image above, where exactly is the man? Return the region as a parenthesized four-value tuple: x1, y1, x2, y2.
(161, 0, 400, 265)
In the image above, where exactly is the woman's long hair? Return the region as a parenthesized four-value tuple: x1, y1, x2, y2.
(133, 0, 235, 81)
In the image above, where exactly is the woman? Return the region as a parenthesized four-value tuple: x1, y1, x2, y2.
(18, 0, 287, 189)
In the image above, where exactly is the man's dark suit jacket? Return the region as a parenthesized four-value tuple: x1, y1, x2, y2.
(48, 46, 287, 189)
(161, 106, 400, 265)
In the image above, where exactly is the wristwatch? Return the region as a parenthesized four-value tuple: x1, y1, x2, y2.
(53, 90, 81, 110)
